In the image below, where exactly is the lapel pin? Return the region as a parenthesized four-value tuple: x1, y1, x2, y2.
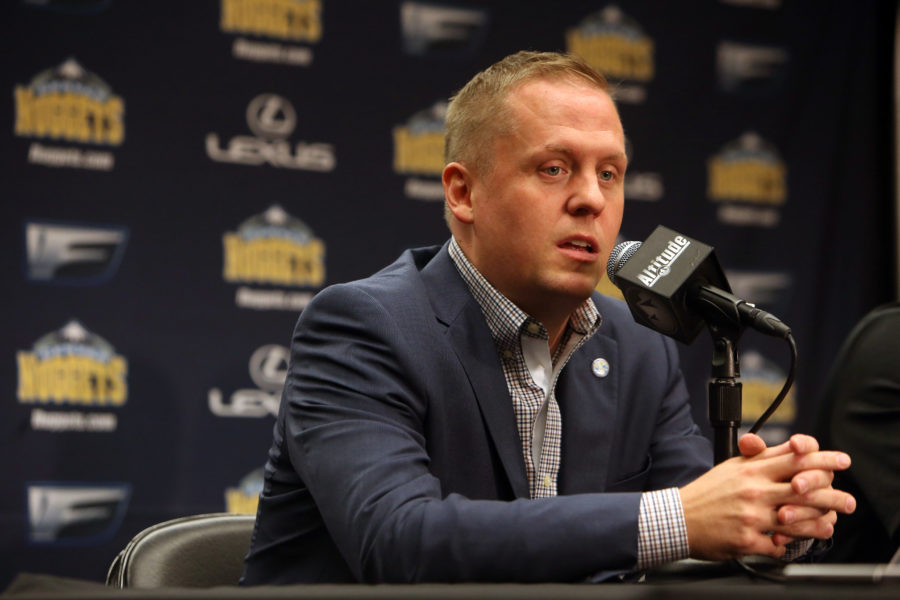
(591, 357, 610, 378)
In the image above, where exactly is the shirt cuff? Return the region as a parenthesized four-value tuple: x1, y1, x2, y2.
(782, 537, 815, 561)
(636, 488, 690, 569)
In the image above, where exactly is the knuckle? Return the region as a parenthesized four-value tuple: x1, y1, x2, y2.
(735, 529, 758, 553)
(738, 486, 764, 503)
(809, 470, 829, 488)
(738, 511, 756, 528)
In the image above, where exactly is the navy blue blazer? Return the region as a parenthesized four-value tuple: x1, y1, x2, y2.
(242, 242, 712, 584)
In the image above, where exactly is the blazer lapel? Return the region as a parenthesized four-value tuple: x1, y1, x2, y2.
(556, 330, 619, 494)
(419, 243, 529, 499)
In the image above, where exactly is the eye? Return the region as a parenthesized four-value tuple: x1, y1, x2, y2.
(599, 170, 614, 182)
(544, 166, 564, 176)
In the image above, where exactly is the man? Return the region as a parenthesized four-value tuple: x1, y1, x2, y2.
(242, 51, 855, 584)
(817, 301, 900, 562)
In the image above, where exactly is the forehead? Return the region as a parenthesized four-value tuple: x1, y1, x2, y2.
(509, 77, 619, 121)
(499, 78, 625, 149)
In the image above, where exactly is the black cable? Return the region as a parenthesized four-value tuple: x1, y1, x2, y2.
(748, 332, 797, 434)
(734, 332, 799, 581)
(733, 557, 788, 583)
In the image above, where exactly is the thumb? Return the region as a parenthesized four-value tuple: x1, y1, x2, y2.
(738, 433, 767, 458)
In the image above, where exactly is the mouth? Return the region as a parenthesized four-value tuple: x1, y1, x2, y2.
(558, 238, 598, 255)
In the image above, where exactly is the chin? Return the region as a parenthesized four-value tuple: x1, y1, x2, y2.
(545, 279, 598, 303)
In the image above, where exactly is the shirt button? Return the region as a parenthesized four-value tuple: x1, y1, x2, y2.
(526, 323, 540, 334)
(503, 350, 514, 359)
(543, 474, 553, 488)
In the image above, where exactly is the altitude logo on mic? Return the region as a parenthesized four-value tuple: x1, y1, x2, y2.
(636, 235, 691, 288)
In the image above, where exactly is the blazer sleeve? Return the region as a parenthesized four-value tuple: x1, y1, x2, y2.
(279, 283, 646, 582)
(645, 334, 714, 490)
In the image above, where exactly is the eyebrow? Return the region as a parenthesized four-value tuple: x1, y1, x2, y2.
(542, 144, 628, 163)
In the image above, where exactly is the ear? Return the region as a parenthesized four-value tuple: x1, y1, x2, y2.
(442, 162, 475, 224)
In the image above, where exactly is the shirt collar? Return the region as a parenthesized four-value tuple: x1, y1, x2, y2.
(448, 236, 602, 352)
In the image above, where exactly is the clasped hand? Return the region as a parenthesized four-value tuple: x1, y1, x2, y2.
(680, 433, 856, 561)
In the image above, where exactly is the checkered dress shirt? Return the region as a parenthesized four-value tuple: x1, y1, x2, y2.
(448, 237, 690, 569)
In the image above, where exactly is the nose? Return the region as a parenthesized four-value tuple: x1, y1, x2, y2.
(566, 170, 606, 217)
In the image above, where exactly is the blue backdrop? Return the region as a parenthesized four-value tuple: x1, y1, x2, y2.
(1, 0, 895, 586)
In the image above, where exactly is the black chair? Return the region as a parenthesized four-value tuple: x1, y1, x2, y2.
(106, 512, 255, 588)
(816, 301, 900, 563)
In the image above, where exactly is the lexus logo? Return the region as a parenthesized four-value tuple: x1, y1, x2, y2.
(248, 344, 289, 392)
(246, 94, 297, 139)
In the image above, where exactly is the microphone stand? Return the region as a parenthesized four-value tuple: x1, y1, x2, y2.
(690, 284, 750, 464)
(707, 320, 744, 464)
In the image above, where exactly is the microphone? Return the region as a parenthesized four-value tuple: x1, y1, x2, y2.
(606, 225, 791, 344)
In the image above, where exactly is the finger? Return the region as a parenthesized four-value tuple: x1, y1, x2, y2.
(739, 435, 793, 460)
(772, 533, 795, 546)
(733, 530, 788, 559)
(788, 434, 820, 455)
(754, 538, 788, 559)
(791, 469, 835, 495)
(738, 433, 767, 457)
(773, 512, 837, 540)
(761, 450, 851, 481)
(786, 488, 857, 515)
(777, 505, 828, 525)
(758, 481, 855, 516)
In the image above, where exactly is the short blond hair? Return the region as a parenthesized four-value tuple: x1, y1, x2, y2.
(444, 50, 610, 172)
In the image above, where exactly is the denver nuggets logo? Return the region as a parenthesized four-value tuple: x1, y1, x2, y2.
(223, 204, 325, 287)
(14, 58, 124, 146)
(566, 5, 655, 84)
(707, 132, 787, 204)
(220, 0, 322, 42)
(225, 468, 264, 514)
(393, 101, 447, 177)
(17, 321, 128, 406)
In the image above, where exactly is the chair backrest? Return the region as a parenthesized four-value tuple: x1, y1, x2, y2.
(106, 513, 256, 588)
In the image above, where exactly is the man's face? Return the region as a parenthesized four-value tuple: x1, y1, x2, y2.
(465, 78, 627, 315)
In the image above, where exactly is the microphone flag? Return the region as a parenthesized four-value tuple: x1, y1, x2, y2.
(608, 225, 731, 344)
